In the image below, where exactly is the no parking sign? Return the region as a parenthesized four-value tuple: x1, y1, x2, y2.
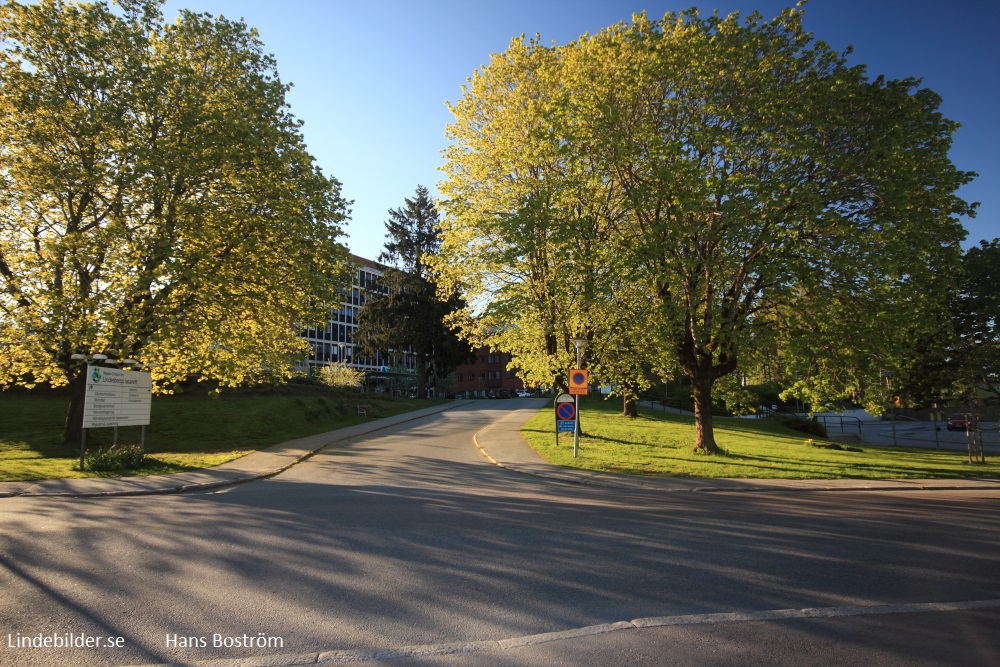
(555, 394, 576, 432)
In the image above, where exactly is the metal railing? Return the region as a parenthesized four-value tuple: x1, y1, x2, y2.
(814, 414, 864, 438)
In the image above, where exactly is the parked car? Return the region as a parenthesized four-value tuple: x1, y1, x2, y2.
(946, 414, 969, 431)
(516, 389, 533, 397)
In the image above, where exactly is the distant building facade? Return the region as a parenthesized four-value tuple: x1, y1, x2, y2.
(296, 255, 416, 380)
(453, 347, 525, 398)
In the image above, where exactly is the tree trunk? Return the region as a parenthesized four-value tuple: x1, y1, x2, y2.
(416, 358, 428, 398)
(623, 395, 638, 417)
(62, 369, 87, 445)
(691, 372, 721, 454)
(677, 318, 736, 454)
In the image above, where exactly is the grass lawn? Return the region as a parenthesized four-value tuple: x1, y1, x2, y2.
(0, 386, 446, 482)
(522, 397, 999, 480)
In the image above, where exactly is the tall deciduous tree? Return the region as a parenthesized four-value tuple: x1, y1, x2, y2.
(357, 186, 470, 398)
(0, 0, 350, 441)
(436, 35, 629, 398)
(438, 5, 975, 453)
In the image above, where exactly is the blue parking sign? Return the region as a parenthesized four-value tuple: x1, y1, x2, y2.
(557, 419, 576, 432)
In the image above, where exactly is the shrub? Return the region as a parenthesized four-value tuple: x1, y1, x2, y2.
(317, 364, 364, 389)
(84, 444, 148, 472)
(774, 414, 827, 438)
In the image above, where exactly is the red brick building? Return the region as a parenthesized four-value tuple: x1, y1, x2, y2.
(453, 347, 525, 398)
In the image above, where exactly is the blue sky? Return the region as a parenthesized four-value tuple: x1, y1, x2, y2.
(162, 0, 998, 260)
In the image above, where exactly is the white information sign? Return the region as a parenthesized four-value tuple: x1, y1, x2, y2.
(82, 365, 152, 429)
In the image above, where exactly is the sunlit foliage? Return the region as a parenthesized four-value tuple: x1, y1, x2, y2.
(437, 5, 974, 452)
(0, 0, 350, 395)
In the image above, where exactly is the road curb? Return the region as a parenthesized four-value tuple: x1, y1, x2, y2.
(122, 598, 1000, 666)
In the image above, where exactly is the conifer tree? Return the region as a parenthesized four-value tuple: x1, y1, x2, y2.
(357, 186, 470, 398)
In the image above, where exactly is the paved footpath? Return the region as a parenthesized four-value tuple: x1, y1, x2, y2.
(0, 401, 471, 498)
(2, 399, 998, 499)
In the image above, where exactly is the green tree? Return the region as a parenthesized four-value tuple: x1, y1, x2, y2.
(438, 6, 974, 453)
(436, 35, 630, 399)
(356, 186, 470, 398)
(586, 279, 667, 417)
(951, 239, 1000, 401)
(0, 0, 350, 442)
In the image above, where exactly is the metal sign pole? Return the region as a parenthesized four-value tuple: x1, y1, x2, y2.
(571, 340, 585, 458)
(573, 394, 579, 458)
(565, 339, 587, 459)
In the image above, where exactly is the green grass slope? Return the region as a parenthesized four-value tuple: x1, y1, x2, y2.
(0, 387, 444, 482)
(522, 398, 998, 480)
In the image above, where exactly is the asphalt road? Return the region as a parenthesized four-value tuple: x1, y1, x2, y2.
(2, 401, 999, 666)
(859, 420, 1000, 452)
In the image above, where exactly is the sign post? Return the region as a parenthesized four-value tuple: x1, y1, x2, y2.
(554, 394, 576, 451)
(568, 369, 589, 457)
(80, 365, 152, 469)
(568, 337, 589, 458)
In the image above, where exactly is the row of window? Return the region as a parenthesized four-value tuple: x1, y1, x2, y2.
(456, 370, 517, 381)
(343, 270, 390, 305)
(479, 354, 512, 364)
(358, 269, 382, 290)
(300, 259, 418, 374)
(305, 344, 415, 371)
(304, 323, 352, 343)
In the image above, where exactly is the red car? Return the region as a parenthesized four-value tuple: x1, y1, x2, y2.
(946, 414, 969, 431)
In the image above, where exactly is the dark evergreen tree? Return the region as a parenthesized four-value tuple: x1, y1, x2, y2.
(357, 186, 472, 397)
(890, 239, 1000, 408)
(952, 239, 1000, 401)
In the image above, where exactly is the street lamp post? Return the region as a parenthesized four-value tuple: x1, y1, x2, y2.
(570, 337, 587, 458)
